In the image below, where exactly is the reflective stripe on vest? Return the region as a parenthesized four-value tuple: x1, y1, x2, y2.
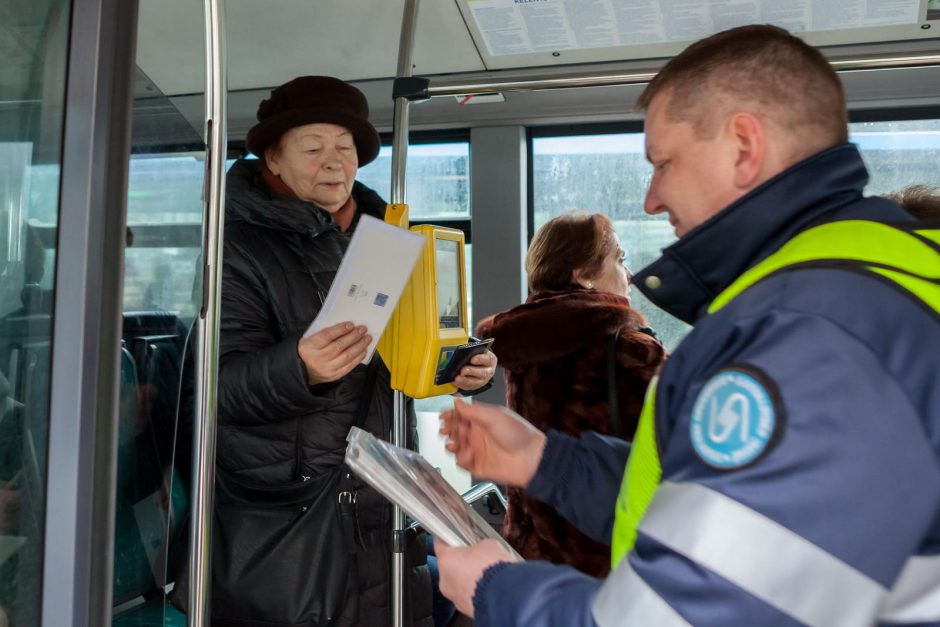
(611, 220, 940, 568)
(879, 553, 940, 623)
(610, 378, 661, 567)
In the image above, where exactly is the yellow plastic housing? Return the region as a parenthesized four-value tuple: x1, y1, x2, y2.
(377, 217, 469, 398)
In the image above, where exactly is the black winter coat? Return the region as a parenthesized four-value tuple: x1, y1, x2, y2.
(217, 159, 432, 627)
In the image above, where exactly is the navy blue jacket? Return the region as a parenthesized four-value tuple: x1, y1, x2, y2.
(473, 144, 940, 627)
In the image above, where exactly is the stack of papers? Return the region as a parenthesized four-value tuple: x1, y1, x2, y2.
(345, 426, 521, 558)
(304, 215, 425, 363)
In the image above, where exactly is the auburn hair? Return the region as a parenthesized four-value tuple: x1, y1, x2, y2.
(886, 184, 940, 221)
(526, 212, 617, 293)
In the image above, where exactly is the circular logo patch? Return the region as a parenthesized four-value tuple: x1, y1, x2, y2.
(690, 369, 778, 469)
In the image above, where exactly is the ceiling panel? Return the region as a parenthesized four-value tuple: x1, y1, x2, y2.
(135, 0, 486, 97)
(453, 0, 939, 70)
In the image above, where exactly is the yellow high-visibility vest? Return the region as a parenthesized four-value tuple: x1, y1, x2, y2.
(611, 220, 940, 568)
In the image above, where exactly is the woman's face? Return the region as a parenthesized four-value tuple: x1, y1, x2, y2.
(587, 236, 633, 300)
(265, 123, 359, 213)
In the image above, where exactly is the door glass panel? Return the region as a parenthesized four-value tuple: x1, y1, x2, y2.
(0, 0, 72, 624)
(110, 67, 204, 627)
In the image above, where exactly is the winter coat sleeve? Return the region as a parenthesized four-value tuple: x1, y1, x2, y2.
(474, 561, 601, 627)
(216, 236, 338, 426)
(525, 429, 630, 544)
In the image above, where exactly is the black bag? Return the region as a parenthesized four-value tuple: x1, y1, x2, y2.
(173, 361, 379, 626)
(206, 465, 361, 626)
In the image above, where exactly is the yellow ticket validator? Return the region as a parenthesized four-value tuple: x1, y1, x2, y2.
(377, 209, 470, 398)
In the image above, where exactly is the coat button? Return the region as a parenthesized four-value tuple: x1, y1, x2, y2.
(644, 276, 662, 289)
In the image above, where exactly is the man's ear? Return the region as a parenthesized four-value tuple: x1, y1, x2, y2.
(729, 112, 765, 189)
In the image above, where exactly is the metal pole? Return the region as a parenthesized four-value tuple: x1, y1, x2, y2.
(390, 0, 419, 205)
(189, 0, 227, 623)
(426, 69, 659, 97)
(391, 1, 420, 626)
(423, 51, 940, 98)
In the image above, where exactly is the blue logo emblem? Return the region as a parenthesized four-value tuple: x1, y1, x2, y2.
(690, 369, 777, 469)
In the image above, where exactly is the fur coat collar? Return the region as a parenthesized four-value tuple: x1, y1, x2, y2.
(476, 288, 647, 370)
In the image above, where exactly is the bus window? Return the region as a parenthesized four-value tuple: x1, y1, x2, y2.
(124, 154, 205, 322)
(533, 132, 693, 352)
(850, 118, 940, 197)
(357, 143, 470, 220)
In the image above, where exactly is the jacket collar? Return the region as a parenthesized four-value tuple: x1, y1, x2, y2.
(476, 289, 646, 369)
(225, 158, 386, 238)
(633, 143, 871, 325)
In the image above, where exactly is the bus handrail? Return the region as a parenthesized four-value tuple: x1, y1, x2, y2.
(423, 51, 940, 98)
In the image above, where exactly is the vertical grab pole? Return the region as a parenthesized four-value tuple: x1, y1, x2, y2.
(390, 1, 420, 626)
(189, 0, 227, 624)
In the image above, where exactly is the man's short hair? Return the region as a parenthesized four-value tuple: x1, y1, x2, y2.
(886, 184, 940, 221)
(637, 25, 848, 149)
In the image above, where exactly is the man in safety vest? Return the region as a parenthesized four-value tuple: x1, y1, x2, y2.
(435, 24, 940, 627)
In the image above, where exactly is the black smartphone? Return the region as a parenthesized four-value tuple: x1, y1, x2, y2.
(434, 338, 495, 386)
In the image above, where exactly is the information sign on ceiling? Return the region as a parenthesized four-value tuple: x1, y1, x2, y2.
(459, 0, 937, 68)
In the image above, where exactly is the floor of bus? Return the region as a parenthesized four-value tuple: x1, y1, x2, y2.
(112, 598, 186, 626)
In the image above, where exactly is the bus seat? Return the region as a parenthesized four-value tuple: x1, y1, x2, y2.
(129, 334, 183, 470)
(112, 345, 158, 605)
(112, 314, 191, 625)
(122, 311, 182, 342)
(111, 345, 187, 626)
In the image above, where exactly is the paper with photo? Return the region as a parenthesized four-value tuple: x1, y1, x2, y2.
(345, 426, 521, 559)
(304, 215, 425, 363)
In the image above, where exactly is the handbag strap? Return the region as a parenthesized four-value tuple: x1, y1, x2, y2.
(339, 359, 381, 552)
(338, 358, 380, 488)
(606, 327, 624, 440)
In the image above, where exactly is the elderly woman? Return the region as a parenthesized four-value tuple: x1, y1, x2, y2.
(475, 212, 665, 578)
(214, 76, 495, 627)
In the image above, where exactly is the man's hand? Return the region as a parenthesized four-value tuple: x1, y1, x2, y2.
(454, 349, 497, 391)
(435, 538, 515, 618)
(440, 398, 547, 487)
(297, 322, 371, 385)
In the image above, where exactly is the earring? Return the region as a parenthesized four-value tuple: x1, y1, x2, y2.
(587, 282, 593, 289)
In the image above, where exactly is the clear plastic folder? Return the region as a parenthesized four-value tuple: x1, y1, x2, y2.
(345, 426, 521, 559)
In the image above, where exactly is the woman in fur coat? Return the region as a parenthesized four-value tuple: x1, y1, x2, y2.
(475, 212, 666, 578)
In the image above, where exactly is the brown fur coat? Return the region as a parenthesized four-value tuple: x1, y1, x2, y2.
(476, 289, 666, 577)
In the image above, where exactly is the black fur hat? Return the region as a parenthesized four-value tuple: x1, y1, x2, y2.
(246, 76, 380, 165)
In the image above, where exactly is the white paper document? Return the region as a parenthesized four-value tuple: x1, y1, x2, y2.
(345, 427, 521, 559)
(304, 215, 425, 363)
